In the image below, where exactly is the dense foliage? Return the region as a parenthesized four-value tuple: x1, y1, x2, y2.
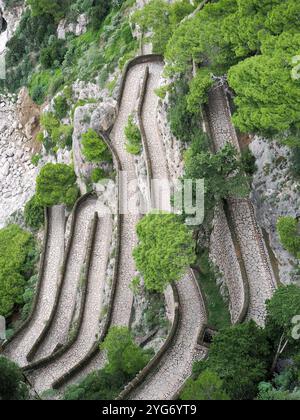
(181, 369, 230, 401)
(192, 321, 271, 400)
(0, 357, 28, 400)
(64, 327, 152, 400)
(124, 115, 142, 155)
(24, 195, 45, 231)
(0, 225, 37, 317)
(81, 129, 112, 163)
(3, 0, 138, 98)
(182, 285, 300, 400)
(132, 0, 194, 54)
(133, 213, 195, 292)
(184, 141, 249, 214)
(132, 0, 300, 144)
(277, 217, 300, 259)
(36, 163, 79, 207)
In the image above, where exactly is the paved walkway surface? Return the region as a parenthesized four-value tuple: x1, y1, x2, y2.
(3, 206, 65, 367)
(207, 87, 276, 326)
(27, 215, 113, 393)
(32, 197, 98, 361)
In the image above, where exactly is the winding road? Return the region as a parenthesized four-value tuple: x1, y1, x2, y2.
(30, 197, 98, 362)
(3, 55, 276, 400)
(26, 214, 113, 393)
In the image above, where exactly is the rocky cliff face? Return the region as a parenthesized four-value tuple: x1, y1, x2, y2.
(0, 0, 24, 53)
(0, 93, 39, 228)
(250, 136, 300, 284)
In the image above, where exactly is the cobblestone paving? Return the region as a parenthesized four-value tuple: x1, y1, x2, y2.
(207, 87, 276, 326)
(3, 206, 65, 367)
(127, 63, 207, 400)
(27, 215, 113, 393)
(32, 197, 98, 361)
(210, 204, 245, 324)
(129, 274, 207, 400)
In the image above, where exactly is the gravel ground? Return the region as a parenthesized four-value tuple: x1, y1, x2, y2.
(32, 197, 98, 361)
(27, 215, 113, 393)
(207, 87, 277, 326)
(3, 206, 65, 367)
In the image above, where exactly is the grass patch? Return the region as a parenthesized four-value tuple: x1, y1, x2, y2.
(196, 250, 231, 330)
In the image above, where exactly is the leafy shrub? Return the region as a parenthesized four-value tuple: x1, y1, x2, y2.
(40, 36, 67, 69)
(193, 321, 271, 400)
(133, 213, 195, 292)
(40, 112, 73, 149)
(124, 115, 142, 155)
(20, 275, 38, 322)
(54, 94, 69, 119)
(181, 370, 230, 401)
(277, 217, 300, 258)
(291, 147, 300, 178)
(24, 195, 45, 231)
(241, 148, 257, 177)
(91, 168, 106, 183)
(0, 357, 29, 400)
(31, 154, 42, 167)
(167, 80, 201, 143)
(36, 163, 79, 207)
(82, 129, 111, 163)
(0, 225, 37, 317)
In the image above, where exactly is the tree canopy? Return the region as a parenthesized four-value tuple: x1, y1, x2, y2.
(184, 142, 249, 214)
(64, 327, 152, 400)
(192, 321, 271, 400)
(36, 163, 79, 207)
(181, 369, 230, 401)
(161, 0, 300, 137)
(133, 213, 195, 292)
(81, 129, 111, 163)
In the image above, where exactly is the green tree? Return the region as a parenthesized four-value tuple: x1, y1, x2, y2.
(81, 129, 111, 163)
(24, 195, 45, 231)
(36, 163, 79, 207)
(27, 0, 70, 21)
(277, 217, 300, 258)
(193, 322, 271, 400)
(181, 369, 230, 401)
(265, 285, 300, 360)
(101, 326, 152, 376)
(132, 0, 194, 54)
(0, 225, 36, 317)
(133, 213, 195, 292)
(0, 357, 28, 400)
(184, 143, 249, 214)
